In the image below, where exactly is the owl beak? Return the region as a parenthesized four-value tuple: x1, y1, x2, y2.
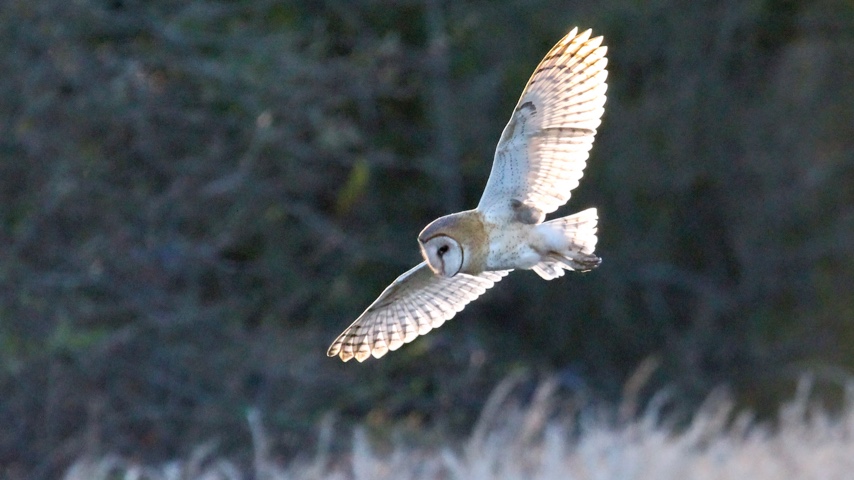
(418, 241, 441, 275)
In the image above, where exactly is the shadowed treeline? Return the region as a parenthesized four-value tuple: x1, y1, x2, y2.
(1, 0, 852, 478)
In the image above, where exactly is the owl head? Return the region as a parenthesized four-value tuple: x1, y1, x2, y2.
(418, 211, 485, 277)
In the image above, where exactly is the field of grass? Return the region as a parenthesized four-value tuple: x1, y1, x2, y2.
(63, 376, 854, 480)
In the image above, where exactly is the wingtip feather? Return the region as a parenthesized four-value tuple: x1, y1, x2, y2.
(565, 27, 579, 41)
(339, 349, 354, 362)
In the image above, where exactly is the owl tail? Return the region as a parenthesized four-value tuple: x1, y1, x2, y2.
(532, 208, 601, 280)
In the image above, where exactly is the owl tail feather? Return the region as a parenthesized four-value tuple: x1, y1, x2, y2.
(532, 208, 601, 280)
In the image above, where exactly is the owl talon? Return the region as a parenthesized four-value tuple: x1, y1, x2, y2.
(549, 252, 601, 272)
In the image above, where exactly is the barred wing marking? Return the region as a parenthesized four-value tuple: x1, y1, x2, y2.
(327, 262, 510, 362)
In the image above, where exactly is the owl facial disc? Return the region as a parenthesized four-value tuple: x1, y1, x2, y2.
(420, 236, 463, 277)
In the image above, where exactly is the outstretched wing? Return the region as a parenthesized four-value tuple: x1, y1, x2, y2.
(327, 262, 510, 362)
(477, 28, 608, 221)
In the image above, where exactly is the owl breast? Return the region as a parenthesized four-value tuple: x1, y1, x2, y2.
(484, 222, 541, 270)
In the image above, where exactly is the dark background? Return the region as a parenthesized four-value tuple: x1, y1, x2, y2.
(1, 0, 852, 477)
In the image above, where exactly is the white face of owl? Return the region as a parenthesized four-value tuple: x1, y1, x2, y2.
(420, 235, 463, 277)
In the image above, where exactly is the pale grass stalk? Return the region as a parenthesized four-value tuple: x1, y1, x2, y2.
(64, 377, 854, 480)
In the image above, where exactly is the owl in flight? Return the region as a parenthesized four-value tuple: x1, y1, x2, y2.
(328, 27, 607, 362)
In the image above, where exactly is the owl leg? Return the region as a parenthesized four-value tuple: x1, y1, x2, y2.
(532, 208, 601, 280)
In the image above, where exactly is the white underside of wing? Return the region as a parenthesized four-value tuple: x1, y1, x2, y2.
(477, 28, 608, 222)
(327, 262, 511, 362)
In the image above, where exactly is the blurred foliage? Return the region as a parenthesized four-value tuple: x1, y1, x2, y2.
(0, 0, 852, 478)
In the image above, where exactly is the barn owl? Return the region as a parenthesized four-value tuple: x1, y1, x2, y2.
(328, 27, 607, 362)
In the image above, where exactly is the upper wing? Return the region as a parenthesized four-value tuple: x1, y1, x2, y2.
(327, 262, 510, 362)
(477, 28, 608, 221)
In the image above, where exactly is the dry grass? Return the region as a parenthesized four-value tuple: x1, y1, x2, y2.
(62, 375, 854, 480)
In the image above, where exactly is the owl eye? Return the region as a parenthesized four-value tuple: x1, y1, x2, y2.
(437, 245, 449, 256)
